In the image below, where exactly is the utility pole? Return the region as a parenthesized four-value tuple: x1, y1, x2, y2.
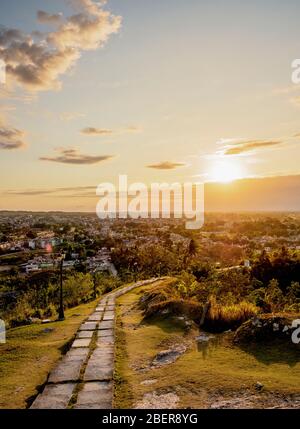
(93, 271, 97, 300)
(58, 254, 65, 320)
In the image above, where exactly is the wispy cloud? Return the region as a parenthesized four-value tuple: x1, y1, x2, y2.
(0, 126, 26, 150)
(81, 125, 142, 136)
(146, 161, 186, 170)
(40, 148, 115, 165)
(81, 127, 114, 136)
(223, 139, 282, 156)
(3, 185, 96, 196)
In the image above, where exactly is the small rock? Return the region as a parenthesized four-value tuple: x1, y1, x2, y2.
(255, 382, 264, 391)
(196, 333, 213, 342)
(273, 323, 279, 332)
(41, 319, 52, 324)
(43, 328, 54, 333)
(141, 379, 158, 386)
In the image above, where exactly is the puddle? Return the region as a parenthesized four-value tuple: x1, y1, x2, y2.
(195, 332, 226, 359)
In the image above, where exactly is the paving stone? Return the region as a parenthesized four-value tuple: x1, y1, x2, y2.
(30, 383, 75, 409)
(97, 336, 114, 344)
(74, 382, 113, 409)
(76, 331, 94, 339)
(92, 344, 114, 356)
(96, 307, 105, 312)
(98, 329, 114, 337)
(103, 314, 115, 321)
(84, 360, 113, 381)
(72, 338, 91, 348)
(98, 320, 114, 330)
(106, 305, 115, 311)
(48, 358, 83, 383)
(66, 348, 89, 359)
(88, 314, 102, 322)
(79, 322, 98, 331)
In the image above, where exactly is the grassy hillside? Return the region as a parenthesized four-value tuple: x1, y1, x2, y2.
(114, 280, 300, 409)
(0, 300, 98, 409)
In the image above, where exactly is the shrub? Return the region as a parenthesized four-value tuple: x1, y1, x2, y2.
(5, 292, 35, 327)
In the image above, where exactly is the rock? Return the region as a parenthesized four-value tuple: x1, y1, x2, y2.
(152, 345, 186, 367)
(41, 319, 52, 324)
(135, 392, 179, 409)
(273, 323, 280, 332)
(255, 382, 264, 391)
(141, 379, 158, 386)
(43, 328, 54, 334)
(234, 315, 299, 343)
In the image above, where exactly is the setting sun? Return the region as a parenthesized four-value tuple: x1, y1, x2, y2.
(210, 159, 244, 183)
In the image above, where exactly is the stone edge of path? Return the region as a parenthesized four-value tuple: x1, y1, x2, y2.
(30, 278, 161, 409)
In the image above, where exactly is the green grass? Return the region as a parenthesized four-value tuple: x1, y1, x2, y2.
(0, 300, 98, 409)
(114, 280, 300, 409)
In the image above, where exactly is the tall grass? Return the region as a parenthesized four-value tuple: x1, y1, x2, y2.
(205, 297, 258, 332)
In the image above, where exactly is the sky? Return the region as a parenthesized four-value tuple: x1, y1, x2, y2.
(0, 0, 300, 212)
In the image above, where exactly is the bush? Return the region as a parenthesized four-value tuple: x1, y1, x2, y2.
(63, 272, 93, 307)
(5, 292, 35, 327)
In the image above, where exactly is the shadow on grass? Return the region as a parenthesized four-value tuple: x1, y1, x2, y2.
(140, 314, 186, 335)
(238, 340, 300, 367)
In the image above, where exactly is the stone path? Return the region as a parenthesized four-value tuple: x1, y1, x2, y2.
(30, 278, 159, 409)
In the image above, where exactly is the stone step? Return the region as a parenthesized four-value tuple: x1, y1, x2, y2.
(98, 320, 114, 330)
(103, 314, 115, 321)
(30, 383, 76, 409)
(48, 358, 83, 383)
(76, 331, 94, 339)
(72, 338, 91, 348)
(79, 322, 98, 331)
(98, 329, 114, 337)
(74, 381, 113, 409)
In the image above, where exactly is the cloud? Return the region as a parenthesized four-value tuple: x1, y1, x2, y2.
(81, 127, 113, 136)
(0, 126, 26, 150)
(3, 185, 96, 196)
(60, 111, 85, 121)
(37, 11, 63, 25)
(81, 125, 141, 136)
(146, 161, 186, 170)
(0, 0, 121, 92)
(124, 126, 142, 133)
(223, 139, 282, 156)
(39, 148, 114, 165)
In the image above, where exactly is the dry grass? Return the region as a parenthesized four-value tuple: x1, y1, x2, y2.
(0, 299, 98, 409)
(114, 280, 300, 409)
(205, 298, 258, 332)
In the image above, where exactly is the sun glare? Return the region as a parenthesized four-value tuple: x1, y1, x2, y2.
(210, 159, 244, 183)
